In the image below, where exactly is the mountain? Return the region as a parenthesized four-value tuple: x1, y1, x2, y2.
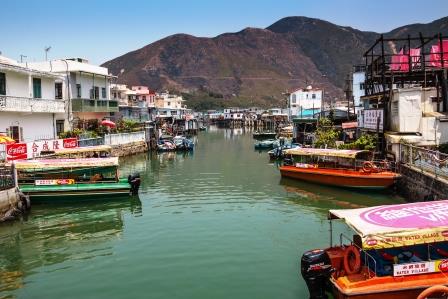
(102, 16, 448, 108)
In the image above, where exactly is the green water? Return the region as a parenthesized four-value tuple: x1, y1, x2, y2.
(0, 128, 404, 299)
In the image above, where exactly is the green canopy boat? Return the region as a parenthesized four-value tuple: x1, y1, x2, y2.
(13, 157, 140, 202)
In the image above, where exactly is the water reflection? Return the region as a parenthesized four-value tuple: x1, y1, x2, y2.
(279, 177, 404, 212)
(0, 198, 141, 295)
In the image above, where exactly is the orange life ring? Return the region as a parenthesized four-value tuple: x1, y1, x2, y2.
(362, 161, 376, 173)
(343, 245, 362, 275)
(417, 285, 448, 299)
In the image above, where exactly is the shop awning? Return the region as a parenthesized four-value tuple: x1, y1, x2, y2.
(329, 200, 448, 249)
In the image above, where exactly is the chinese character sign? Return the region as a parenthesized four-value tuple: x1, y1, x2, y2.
(362, 109, 383, 131)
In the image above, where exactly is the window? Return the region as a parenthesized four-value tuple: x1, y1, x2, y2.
(102, 87, 106, 99)
(94, 86, 99, 99)
(0, 72, 5, 95)
(291, 94, 296, 104)
(8, 126, 22, 142)
(360, 83, 365, 90)
(55, 82, 63, 99)
(76, 84, 81, 98)
(56, 120, 65, 137)
(312, 93, 316, 99)
(143, 96, 146, 101)
(306, 94, 309, 99)
(167, 101, 171, 106)
(33, 78, 41, 98)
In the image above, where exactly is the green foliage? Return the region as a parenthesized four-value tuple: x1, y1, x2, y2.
(59, 128, 83, 139)
(339, 134, 377, 151)
(314, 117, 339, 148)
(116, 119, 139, 133)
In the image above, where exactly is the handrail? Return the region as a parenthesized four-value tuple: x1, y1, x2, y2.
(339, 233, 377, 278)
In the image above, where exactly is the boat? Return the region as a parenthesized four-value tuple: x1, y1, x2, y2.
(173, 136, 195, 151)
(279, 148, 400, 189)
(254, 139, 279, 149)
(13, 157, 140, 201)
(253, 131, 277, 140)
(199, 126, 207, 131)
(157, 140, 176, 152)
(301, 200, 448, 299)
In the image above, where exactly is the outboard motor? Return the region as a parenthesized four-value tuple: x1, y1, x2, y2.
(128, 173, 141, 196)
(301, 249, 333, 299)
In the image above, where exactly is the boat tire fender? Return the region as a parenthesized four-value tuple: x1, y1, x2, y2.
(343, 245, 362, 275)
(362, 161, 376, 173)
(417, 285, 448, 299)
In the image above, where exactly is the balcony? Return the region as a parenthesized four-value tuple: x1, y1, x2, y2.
(71, 98, 119, 113)
(0, 95, 65, 113)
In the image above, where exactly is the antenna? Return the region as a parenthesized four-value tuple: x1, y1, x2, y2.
(20, 54, 27, 63)
(44, 46, 52, 61)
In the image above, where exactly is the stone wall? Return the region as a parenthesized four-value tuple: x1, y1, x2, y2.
(397, 164, 448, 202)
(111, 141, 148, 157)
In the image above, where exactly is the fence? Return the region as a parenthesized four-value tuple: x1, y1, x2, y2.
(0, 165, 15, 191)
(399, 143, 448, 179)
(103, 131, 146, 146)
(78, 137, 104, 147)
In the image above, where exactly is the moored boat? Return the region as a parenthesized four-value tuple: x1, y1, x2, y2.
(301, 200, 448, 299)
(13, 158, 140, 201)
(279, 148, 400, 189)
(253, 131, 277, 140)
(254, 139, 279, 149)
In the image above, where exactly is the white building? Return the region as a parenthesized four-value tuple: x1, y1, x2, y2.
(23, 58, 117, 126)
(289, 86, 323, 117)
(224, 108, 245, 120)
(352, 66, 366, 107)
(0, 56, 66, 142)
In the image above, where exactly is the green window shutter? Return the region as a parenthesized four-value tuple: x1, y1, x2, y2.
(0, 73, 6, 95)
(33, 78, 42, 98)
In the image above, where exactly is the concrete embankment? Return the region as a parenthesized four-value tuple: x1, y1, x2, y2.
(111, 141, 148, 157)
(397, 164, 448, 202)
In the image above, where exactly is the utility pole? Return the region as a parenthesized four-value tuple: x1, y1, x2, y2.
(344, 72, 353, 120)
(44, 46, 51, 61)
(20, 55, 27, 63)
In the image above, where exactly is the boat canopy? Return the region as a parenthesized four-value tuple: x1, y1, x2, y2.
(52, 145, 112, 155)
(329, 200, 448, 249)
(284, 148, 369, 159)
(14, 157, 119, 171)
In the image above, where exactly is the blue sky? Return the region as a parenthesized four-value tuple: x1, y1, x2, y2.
(1, 0, 447, 65)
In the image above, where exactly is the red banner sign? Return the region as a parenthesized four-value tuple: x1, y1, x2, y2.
(6, 138, 79, 161)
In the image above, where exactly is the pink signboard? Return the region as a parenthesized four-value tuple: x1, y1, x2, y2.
(360, 201, 448, 229)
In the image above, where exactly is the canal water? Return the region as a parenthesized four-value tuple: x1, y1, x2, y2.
(0, 128, 404, 299)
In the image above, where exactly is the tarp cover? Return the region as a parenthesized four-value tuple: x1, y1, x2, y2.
(284, 148, 368, 159)
(13, 157, 119, 170)
(329, 200, 448, 249)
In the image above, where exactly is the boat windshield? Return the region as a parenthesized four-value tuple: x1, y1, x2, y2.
(14, 158, 119, 184)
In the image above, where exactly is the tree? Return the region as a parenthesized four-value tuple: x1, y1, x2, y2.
(314, 117, 339, 148)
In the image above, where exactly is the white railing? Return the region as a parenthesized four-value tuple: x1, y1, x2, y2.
(104, 131, 146, 145)
(400, 143, 448, 179)
(0, 95, 65, 113)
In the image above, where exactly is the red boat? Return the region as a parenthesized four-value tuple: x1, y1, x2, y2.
(279, 148, 400, 189)
(301, 201, 448, 299)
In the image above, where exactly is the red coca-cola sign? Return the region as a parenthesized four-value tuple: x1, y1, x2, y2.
(438, 260, 448, 272)
(63, 138, 78, 148)
(6, 143, 28, 160)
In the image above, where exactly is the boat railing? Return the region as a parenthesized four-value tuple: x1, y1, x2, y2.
(339, 233, 377, 279)
(354, 159, 398, 172)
